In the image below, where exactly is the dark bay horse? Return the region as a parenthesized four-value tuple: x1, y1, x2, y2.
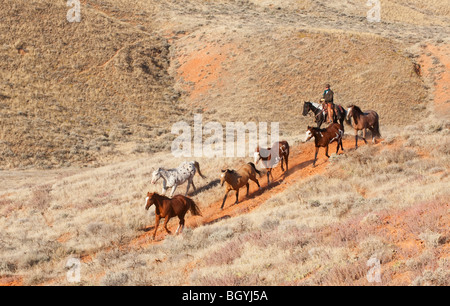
(145, 192, 202, 239)
(346, 105, 381, 148)
(303, 101, 347, 132)
(332, 104, 347, 133)
(302, 101, 325, 128)
(304, 123, 344, 167)
(254, 140, 289, 184)
(220, 162, 261, 209)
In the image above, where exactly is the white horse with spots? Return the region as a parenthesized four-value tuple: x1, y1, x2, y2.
(151, 161, 206, 197)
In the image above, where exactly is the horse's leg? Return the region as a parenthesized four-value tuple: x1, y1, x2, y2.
(340, 131, 344, 151)
(153, 214, 161, 240)
(246, 183, 250, 196)
(362, 129, 368, 144)
(280, 157, 285, 172)
(266, 170, 271, 185)
(176, 218, 185, 235)
(185, 180, 191, 196)
(234, 189, 239, 205)
(221, 190, 230, 209)
(285, 155, 289, 172)
(250, 176, 261, 190)
(170, 185, 177, 197)
(370, 125, 377, 144)
(162, 180, 168, 195)
(191, 179, 197, 191)
(355, 130, 358, 149)
(313, 147, 319, 167)
(325, 145, 330, 158)
(340, 118, 345, 134)
(163, 216, 172, 235)
(337, 137, 343, 154)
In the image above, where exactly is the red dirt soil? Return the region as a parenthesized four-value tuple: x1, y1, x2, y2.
(419, 44, 450, 119)
(176, 41, 237, 102)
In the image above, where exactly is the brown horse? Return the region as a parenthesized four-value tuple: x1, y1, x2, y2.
(145, 192, 202, 239)
(254, 140, 289, 184)
(304, 123, 344, 167)
(346, 105, 381, 148)
(220, 162, 261, 209)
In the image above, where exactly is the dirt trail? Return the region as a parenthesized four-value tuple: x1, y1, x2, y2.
(131, 137, 362, 246)
(419, 44, 450, 119)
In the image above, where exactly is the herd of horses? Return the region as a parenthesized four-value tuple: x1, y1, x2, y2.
(145, 102, 381, 240)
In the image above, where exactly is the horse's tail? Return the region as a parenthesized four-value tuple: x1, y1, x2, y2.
(373, 115, 381, 138)
(188, 198, 202, 216)
(248, 162, 262, 177)
(193, 161, 206, 179)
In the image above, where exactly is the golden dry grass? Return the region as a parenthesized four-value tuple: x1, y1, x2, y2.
(1, 0, 446, 169)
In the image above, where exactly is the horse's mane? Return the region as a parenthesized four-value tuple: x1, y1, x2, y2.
(307, 101, 322, 110)
(151, 192, 171, 201)
(310, 127, 327, 133)
(349, 105, 363, 124)
(351, 105, 363, 114)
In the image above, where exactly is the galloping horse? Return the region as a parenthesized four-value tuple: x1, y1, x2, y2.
(302, 101, 325, 128)
(304, 123, 344, 167)
(151, 161, 206, 197)
(346, 105, 381, 148)
(220, 162, 262, 209)
(145, 192, 202, 240)
(254, 140, 289, 184)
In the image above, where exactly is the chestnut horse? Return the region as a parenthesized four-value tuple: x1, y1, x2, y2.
(145, 192, 202, 239)
(254, 141, 289, 184)
(220, 162, 261, 209)
(304, 123, 344, 167)
(346, 105, 381, 148)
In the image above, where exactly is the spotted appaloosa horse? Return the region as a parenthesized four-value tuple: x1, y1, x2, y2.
(304, 123, 344, 167)
(151, 161, 206, 197)
(145, 192, 202, 240)
(254, 141, 289, 184)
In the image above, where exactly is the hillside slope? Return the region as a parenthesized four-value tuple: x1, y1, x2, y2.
(1, 0, 447, 168)
(0, 0, 449, 287)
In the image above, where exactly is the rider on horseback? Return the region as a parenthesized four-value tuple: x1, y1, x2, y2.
(322, 84, 335, 123)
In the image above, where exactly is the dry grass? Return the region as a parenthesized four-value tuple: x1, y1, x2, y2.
(0, 121, 448, 285)
(1, 0, 446, 169)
